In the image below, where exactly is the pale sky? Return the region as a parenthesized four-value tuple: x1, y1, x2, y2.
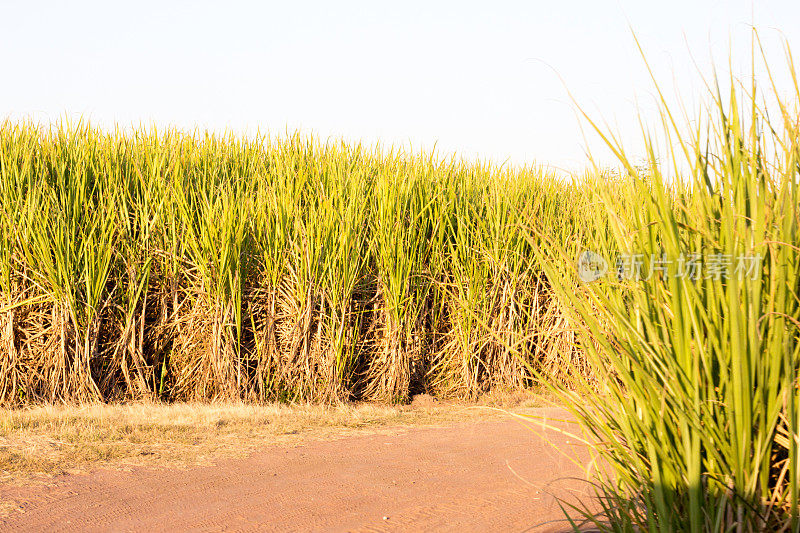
(1, 1, 798, 171)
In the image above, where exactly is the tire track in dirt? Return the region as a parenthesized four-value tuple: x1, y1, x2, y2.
(0, 408, 595, 532)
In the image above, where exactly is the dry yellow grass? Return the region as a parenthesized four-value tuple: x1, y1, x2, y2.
(0, 392, 546, 485)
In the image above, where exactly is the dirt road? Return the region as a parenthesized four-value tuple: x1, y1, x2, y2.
(0, 408, 594, 532)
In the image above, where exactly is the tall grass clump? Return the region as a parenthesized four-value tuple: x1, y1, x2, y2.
(430, 164, 586, 397)
(0, 124, 582, 405)
(537, 42, 800, 531)
(364, 155, 440, 402)
(273, 141, 373, 401)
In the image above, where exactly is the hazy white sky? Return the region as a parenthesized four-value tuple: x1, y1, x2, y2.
(1, 1, 798, 171)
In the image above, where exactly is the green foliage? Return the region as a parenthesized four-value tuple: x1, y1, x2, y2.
(0, 123, 581, 404)
(536, 39, 800, 531)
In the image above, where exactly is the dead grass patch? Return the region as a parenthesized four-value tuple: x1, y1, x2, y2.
(0, 394, 547, 485)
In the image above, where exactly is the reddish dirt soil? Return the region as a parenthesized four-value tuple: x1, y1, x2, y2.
(0, 408, 596, 532)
